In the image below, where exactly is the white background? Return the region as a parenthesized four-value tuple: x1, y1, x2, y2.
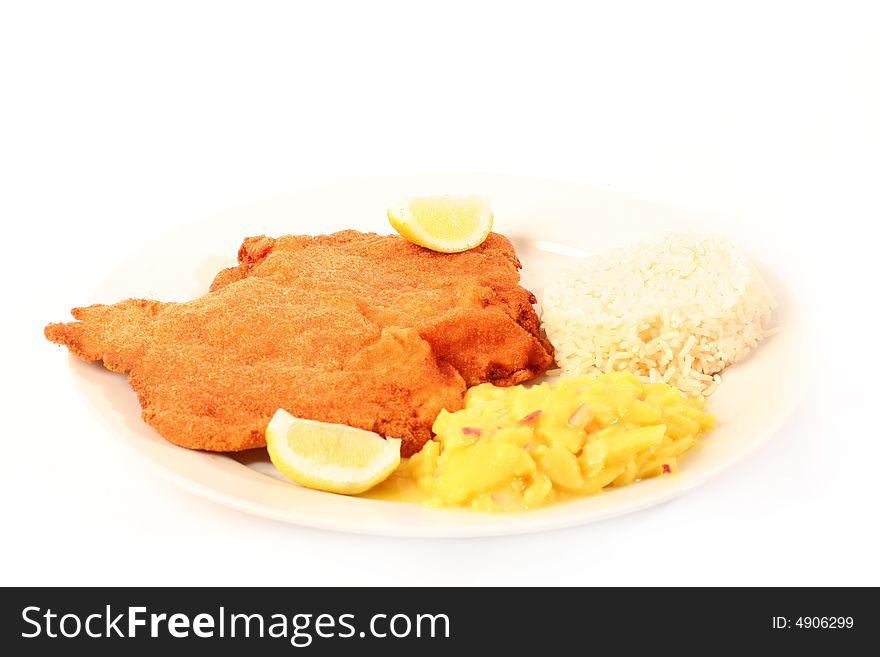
(1, 1, 877, 586)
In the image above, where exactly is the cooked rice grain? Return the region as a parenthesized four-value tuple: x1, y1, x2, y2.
(541, 234, 776, 398)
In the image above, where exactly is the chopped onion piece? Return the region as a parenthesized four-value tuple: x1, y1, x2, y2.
(518, 410, 542, 425)
(567, 403, 593, 427)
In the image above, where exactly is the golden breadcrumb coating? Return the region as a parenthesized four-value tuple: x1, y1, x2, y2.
(45, 231, 553, 456)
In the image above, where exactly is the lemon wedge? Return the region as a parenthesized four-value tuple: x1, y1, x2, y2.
(387, 195, 493, 253)
(266, 409, 401, 495)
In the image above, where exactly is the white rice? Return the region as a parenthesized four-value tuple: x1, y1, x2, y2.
(540, 233, 777, 398)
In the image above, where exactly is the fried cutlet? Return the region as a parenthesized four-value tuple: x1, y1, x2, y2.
(45, 231, 553, 456)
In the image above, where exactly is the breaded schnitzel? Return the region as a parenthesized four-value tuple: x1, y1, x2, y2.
(45, 231, 553, 456)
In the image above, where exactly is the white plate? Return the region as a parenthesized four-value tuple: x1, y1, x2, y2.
(65, 174, 805, 537)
